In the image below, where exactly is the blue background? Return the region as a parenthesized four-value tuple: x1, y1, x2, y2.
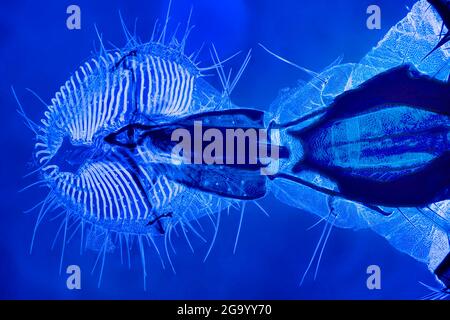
(0, 0, 438, 299)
